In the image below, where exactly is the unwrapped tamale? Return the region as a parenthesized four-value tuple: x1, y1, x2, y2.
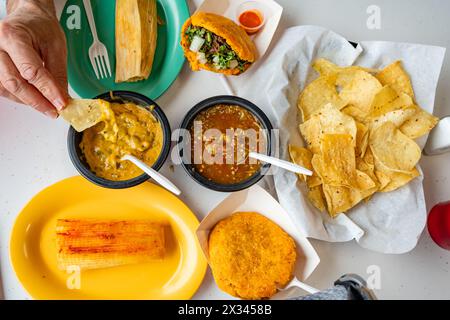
(56, 219, 165, 270)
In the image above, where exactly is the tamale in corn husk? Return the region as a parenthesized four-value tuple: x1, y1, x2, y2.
(115, 0, 157, 83)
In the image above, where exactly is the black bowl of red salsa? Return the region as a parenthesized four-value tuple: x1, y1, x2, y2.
(178, 95, 273, 192)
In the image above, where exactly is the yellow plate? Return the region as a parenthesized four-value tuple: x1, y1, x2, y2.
(10, 176, 207, 300)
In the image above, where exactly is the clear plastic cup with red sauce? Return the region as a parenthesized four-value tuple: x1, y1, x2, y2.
(236, 1, 266, 35)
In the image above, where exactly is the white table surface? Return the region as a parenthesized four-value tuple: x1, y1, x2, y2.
(1, 0, 450, 300)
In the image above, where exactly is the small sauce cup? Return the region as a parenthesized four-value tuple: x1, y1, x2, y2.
(236, 1, 266, 35)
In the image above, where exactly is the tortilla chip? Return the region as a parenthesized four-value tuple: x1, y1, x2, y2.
(374, 170, 391, 190)
(370, 86, 399, 116)
(400, 106, 439, 139)
(299, 121, 321, 155)
(370, 106, 417, 130)
(307, 175, 322, 188)
(308, 186, 326, 212)
(356, 170, 376, 190)
(372, 154, 420, 192)
(60, 99, 110, 132)
(299, 103, 357, 154)
(356, 151, 377, 184)
(339, 70, 382, 116)
(322, 184, 363, 218)
(376, 61, 415, 99)
(389, 93, 414, 110)
(288, 145, 313, 182)
(370, 122, 421, 173)
(289, 145, 322, 188)
(311, 154, 325, 178)
(316, 104, 358, 139)
(370, 89, 413, 119)
(298, 75, 345, 121)
(341, 105, 370, 123)
(313, 59, 377, 78)
(355, 122, 369, 157)
(320, 134, 358, 188)
(362, 148, 375, 166)
(356, 170, 378, 199)
(380, 168, 420, 192)
(312, 58, 341, 76)
(355, 149, 379, 197)
(357, 155, 373, 175)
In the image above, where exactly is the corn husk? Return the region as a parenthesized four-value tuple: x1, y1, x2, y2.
(115, 0, 157, 83)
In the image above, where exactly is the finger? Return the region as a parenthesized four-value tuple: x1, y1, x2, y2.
(0, 51, 58, 118)
(3, 39, 68, 111)
(41, 28, 69, 97)
(0, 82, 22, 103)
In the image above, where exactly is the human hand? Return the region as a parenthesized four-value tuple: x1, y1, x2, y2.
(0, 0, 69, 118)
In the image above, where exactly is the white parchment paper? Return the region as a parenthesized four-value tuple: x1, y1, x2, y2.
(224, 25, 446, 254)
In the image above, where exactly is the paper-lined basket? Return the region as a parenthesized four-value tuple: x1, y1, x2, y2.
(196, 0, 283, 59)
(196, 184, 320, 299)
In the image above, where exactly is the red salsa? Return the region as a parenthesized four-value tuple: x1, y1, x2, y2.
(238, 10, 264, 34)
(189, 104, 266, 184)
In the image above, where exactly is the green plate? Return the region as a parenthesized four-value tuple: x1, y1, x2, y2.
(60, 0, 190, 99)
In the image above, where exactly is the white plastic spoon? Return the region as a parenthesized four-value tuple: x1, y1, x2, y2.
(249, 152, 313, 176)
(122, 155, 181, 196)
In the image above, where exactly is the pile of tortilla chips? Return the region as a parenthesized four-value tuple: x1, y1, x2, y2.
(289, 59, 438, 218)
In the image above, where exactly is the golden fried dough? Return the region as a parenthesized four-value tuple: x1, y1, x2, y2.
(180, 12, 257, 75)
(208, 212, 296, 299)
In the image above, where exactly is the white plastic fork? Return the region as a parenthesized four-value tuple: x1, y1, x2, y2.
(83, 0, 112, 79)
